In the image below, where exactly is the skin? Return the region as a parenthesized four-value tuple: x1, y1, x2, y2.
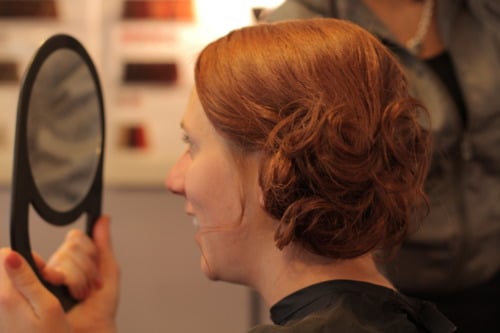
(166, 89, 267, 285)
(362, 0, 444, 58)
(44, 229, 101, 299)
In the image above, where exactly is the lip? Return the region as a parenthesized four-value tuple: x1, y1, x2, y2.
(184, 209, 198, 228)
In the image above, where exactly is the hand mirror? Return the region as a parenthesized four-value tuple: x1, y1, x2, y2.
(10, 34, 105, 311)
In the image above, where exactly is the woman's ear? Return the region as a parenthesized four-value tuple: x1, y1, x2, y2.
(258, 186, 265, 208)
(248, 151, 265, 208)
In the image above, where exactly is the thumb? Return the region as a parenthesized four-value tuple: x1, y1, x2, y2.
(4, 250, 60, 315)
(93, 216, 119, 282)
(32, 252, 65, 285)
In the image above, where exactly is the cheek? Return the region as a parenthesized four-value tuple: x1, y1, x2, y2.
(185, 158, 243, 229)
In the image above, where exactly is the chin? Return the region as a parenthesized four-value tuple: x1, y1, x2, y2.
(201, 261, 249, 286)
(200, 255, 220, 281)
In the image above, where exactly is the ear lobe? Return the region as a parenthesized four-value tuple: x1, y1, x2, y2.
(258, 186, 265, 208)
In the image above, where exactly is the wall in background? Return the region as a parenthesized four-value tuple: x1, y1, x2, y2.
(0, 0, 284, 330)
(0, 0, 284, 187)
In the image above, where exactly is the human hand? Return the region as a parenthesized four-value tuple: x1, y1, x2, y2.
(65, 216, 120, 333)
(0, 248, 71, 333)
(0, 216, 119, 333)
(33, 228, 101, 301)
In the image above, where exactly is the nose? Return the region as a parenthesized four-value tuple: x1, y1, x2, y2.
(165, 150, 190, 195)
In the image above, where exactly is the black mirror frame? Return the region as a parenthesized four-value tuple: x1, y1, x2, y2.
(10, 34, 105, 311)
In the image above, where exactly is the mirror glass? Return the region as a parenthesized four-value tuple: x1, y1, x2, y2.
(26, 49, 102, 212)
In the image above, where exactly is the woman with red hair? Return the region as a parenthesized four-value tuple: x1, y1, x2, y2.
(0, 18, 454, 332)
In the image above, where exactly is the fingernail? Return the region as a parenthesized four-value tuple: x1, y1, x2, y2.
(82, 287, 89, 300)
(5, 252, 22, 269)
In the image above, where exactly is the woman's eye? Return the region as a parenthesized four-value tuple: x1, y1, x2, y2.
(182, 133, 190, 145)
(182, 133, 196, 155)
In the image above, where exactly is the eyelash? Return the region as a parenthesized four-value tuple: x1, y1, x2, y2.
(182, 133, 195, 155)
(182, 133, 190, 144)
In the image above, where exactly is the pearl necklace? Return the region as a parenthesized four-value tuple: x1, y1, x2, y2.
(406, 0, 435, 55)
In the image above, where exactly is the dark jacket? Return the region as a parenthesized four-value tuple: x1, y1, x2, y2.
(249, 280, 455, 332)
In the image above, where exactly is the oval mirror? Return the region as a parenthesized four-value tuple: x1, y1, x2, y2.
(27, 48, 102, 212)
(10, 34, 105, 311)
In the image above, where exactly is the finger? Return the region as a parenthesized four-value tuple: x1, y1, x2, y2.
(3, 250, 62, 317)
(33, 252, 46, 271)
(93, 216, 120, 291)
(50, 258, 94, 300)
(64, 230, 100, 287)
(33, 252, 65, 285)
(0, 249, 36, 331)
(94, 216, 117, 273)
(65, 229, 99, 262)
(47, 230, 99, 299)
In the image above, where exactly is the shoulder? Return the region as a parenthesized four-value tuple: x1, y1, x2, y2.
(247, 307, 386, 333)
(465, 0, 500, 39)
(248, 284, 456, 333)
(249, 297, 421, 333)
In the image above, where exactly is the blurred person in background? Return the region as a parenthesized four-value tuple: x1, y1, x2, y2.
(263, 1, 500, 331)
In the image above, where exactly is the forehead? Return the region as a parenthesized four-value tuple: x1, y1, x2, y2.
(181, 88, 228, 151)
(181, 89, 205, 131)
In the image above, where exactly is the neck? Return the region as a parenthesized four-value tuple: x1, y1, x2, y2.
(251, 244, 395, 308)
(362, 0, 443, 58)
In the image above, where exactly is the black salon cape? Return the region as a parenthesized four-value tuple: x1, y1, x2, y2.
(249, 280, 456, 333)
